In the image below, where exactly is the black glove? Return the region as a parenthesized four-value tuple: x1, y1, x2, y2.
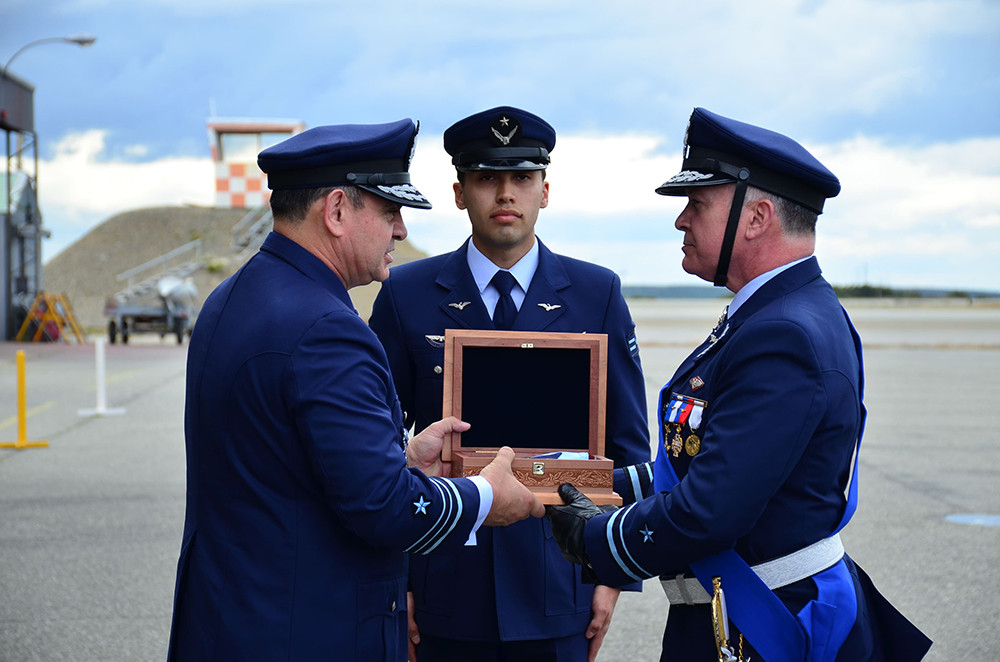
(545, 483, 618, 583)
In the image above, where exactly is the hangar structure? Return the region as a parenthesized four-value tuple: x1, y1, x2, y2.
(1, 69, 48, 340)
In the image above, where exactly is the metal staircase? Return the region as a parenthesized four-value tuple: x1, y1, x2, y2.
(113, 238, 203, 304)
(231, 205, 272, 262)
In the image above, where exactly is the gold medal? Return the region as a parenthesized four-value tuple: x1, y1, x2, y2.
(685, 434, 701, 456)
(671, 433, 683, 457)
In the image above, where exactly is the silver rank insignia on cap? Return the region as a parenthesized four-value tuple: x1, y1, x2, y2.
(407, 120, 420, 167)
(491, 114, 520, 146)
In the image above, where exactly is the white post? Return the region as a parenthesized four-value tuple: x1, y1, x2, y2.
(79, 338, 125, 416)
(95, 338, 108, 411)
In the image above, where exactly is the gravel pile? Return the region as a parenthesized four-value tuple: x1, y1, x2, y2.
(43, 205, 426, 333)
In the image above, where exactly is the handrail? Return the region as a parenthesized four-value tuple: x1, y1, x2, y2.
(116, 238, 203, 286)
(231, 206, 271, 250)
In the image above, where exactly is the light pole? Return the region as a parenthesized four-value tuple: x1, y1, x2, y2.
(2, 35, 97, 78)
(1, 35, 96, 340)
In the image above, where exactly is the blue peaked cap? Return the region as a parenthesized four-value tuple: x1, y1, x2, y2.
(258, 118, 431, 209)
(656, 108, 840, 214)
(444, 106, 555, 172)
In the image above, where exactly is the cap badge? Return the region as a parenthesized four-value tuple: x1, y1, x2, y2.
(490, 114, 521, 146)
(407, 120, 420, 167)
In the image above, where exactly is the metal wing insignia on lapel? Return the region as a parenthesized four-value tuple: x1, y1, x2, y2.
(537, 303, 562, 312)
(448, 301, 472, 310)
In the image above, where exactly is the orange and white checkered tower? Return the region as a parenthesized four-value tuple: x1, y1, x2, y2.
(206, 118, 305, 209)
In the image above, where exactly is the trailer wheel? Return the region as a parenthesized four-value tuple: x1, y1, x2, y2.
(174, 318, 185, 345)
(108, 320, 117, 344)
(122, 321, 130, 344)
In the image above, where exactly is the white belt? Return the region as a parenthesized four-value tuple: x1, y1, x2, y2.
(660, 534, 845, 606)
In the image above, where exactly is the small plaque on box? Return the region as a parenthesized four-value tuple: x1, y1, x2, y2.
(442, 329, 621, 505)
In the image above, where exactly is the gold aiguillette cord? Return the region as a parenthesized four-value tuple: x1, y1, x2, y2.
(711, 576, 747, 661)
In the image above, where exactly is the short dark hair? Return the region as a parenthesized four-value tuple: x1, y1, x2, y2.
(269, 185, 365, 223)
(744, 185, 817, 236)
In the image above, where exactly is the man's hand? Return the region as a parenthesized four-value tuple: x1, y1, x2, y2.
(544, 483, 617, 570)
(480, 446, 545, 525)
(586, 585, 621, 662)
(406, 591, 419, 662)
(406, 416, 469, 476)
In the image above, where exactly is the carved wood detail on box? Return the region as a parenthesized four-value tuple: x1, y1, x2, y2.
(457, 466, 613, 489)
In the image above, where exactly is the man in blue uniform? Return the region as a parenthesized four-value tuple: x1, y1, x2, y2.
(368, 107, 651, 661)
(546, 108, 932, 661)
(167, 119, 545, 661)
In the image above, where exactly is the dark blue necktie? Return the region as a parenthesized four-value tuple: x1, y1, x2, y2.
(491, 270, 517, 330)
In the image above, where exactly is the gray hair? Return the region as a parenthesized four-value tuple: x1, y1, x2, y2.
(743, 186, 817, 236)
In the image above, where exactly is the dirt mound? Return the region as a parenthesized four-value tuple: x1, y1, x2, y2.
(43, 205, 426, 332)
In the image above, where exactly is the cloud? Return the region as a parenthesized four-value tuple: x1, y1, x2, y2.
(408, 129, 1000, 289)
(818, 136, 1000, 233)
(38, 127, 1000, 290)
(39, 130, 213, 258)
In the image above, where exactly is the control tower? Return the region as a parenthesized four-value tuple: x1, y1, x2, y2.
(205, 118, 304, 209)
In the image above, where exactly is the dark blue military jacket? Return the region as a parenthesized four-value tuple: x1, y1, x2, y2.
(168, 233, 484, 661)
(583, 258, 930, 660)
(369, 238, 650, 642)
(586, 259, 859, 577)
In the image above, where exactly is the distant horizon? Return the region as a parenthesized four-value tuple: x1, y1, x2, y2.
(40, 204, 999, 298)
(621, 283, 1000, 298)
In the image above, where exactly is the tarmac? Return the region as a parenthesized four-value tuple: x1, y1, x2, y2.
(1, 298, 998, 661)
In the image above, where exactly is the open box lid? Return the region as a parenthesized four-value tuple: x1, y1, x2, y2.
(441, 329, 607, 462)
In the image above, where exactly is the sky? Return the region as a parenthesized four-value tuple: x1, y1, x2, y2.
(3, 0, 999, 291)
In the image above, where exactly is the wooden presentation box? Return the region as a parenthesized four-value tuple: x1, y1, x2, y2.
(442, 329, 621, 505)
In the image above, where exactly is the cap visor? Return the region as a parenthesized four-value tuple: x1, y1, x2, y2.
(655, 170, 735, 195)
(458, 159, 547, 172)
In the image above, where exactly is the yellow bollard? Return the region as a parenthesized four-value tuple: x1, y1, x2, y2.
(1, 350, 49, 449)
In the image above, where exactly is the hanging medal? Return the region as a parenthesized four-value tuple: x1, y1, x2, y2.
(671, 425, 684, 457)
(663, 393, 708, 458)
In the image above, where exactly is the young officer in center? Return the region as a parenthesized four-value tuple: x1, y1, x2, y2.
(369, 106, 651, 661)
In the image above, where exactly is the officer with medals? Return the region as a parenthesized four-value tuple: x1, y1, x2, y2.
(546, 108, 932, 661)
(369, 107, 651, 660)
